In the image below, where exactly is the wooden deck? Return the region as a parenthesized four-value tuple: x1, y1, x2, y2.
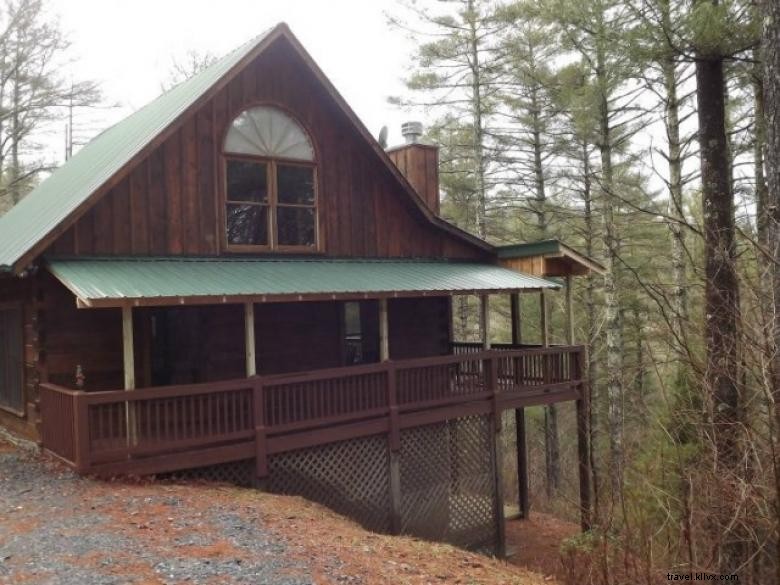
(39, 344, 584, 478)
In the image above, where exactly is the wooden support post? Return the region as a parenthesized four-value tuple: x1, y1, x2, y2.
(510, 292, 522, 346)
(510, 291, 530, 519)
(379, 298, 390, 362)
(539, 290, 549, 348)
(387, 364, 402, 534)
(516, 408, 529, 519)
(122, 306, 136, 447)
(566, 275, 574, 346)
(480, 294, 491, 350)
(575, 349, 592, 530)
(576, 393, 592, 530)
(253, 379, 267, 488)
(73, 392, 89, 473)
(488, 356, 507, 557)
(122, 306, 135, 390)
(245, 302, 256, 377)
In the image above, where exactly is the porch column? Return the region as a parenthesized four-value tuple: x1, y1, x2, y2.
(245, 302, 256, 377)
(511, 292, 530, 519)
(566, 275, 574, 345)
(379, 298, 390, 361)
(480, 294, 491, 350)
(510, 293, 522, 345)
(122, 306, 135, 390)
(539, 290, 549, 347)
(122, 306, 136, 447)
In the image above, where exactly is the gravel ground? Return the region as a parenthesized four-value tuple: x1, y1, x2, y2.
(0, 439, 552, 585)
(0, 445, 310, 585)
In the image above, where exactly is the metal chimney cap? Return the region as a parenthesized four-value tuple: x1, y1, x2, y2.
(401, 121, 423, 144)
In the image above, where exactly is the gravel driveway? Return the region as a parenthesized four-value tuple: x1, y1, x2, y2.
(0, 438, 549, 585)
(0, 443, 317, 585)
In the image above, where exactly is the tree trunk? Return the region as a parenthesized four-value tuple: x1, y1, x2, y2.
(467, 0, 488, 239)
(581, 137, 601, 520)
(595, 37, 624, 504)
(759, 1, 780, 581)
(695, 52, 744, 573)
(661, 50, 689, 392)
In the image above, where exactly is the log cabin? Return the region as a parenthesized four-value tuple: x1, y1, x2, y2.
(0, 23, 603, 555)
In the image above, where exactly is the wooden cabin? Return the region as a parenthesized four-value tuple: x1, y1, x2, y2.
(0, 24, 603, 555)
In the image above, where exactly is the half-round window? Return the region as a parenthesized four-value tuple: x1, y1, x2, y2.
(223, 106, 317, 250)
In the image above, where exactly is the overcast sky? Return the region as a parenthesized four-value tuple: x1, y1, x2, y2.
(47, 0, 420, 161)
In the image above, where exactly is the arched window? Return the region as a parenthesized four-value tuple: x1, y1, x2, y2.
(223, 106, 317, 250)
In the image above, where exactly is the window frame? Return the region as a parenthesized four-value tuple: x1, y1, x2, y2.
(220, 106, 321, 254)
(0, 302, 24, 417)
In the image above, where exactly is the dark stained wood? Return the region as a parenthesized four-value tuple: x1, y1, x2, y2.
(47, 36, 488, 262)
(38, 344, 585, 477)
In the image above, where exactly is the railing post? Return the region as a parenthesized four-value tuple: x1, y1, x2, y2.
(73, 391, 89, 473)
(387, 364, 402, 535)
(253, 379, 268, 488)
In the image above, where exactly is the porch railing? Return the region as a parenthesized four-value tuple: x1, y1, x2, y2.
(39, 346, 584, 477)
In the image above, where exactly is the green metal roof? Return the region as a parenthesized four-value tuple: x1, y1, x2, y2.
(0, 29, 275, 273)
(496, 239, 562, 259)
(47, 257, 559, 307)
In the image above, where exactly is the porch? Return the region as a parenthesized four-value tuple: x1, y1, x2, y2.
(35, 254, 597, 554)
(40, 343, 583, 478)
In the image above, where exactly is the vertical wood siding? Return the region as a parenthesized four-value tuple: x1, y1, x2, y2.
(47, 37, 486, 261)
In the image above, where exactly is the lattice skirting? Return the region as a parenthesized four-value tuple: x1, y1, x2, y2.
(156, 414, 500, 554)
(400, 414, 499, 554)
(267, 434, 393, 533)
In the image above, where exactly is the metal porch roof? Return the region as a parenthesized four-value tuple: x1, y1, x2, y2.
(47, 257, 559, 307)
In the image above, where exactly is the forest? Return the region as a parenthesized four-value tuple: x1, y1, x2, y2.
(391, 0, 780, 583)
(0, 0, 779, 583)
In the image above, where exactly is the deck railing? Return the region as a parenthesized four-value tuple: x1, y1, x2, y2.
(39, 345, 584, 477)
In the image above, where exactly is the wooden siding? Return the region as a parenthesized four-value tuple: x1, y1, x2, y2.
(48, 37, 485, 261)
(0, 275, 41, 438)
(37, 285, 452, 392)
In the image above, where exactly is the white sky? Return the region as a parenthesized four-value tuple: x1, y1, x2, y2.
(46, 0, 421, 161)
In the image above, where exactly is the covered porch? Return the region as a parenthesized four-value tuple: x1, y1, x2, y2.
(37, 254, 599, 553)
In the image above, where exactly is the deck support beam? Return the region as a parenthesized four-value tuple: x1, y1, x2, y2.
(245, 302, 256, 377)
(510, 292, 529, 520)
(567, 275, 592, 530)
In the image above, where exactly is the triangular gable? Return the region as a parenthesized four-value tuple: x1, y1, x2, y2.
(0, 23, 490, 274)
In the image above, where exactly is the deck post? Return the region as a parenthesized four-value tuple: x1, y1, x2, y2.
(510, 292, 522, 345)
(379, 298, 390, 362)
(565, 275, 574, 346)
(539, 290, 549, 347)
(480, 294, 491, 350)
(576, 351, 592, 531)
(253, 379, 268, 488)
(488, 357, 506, 557)
(122, 306, 137, 446)
(245, 302, 256, 377)
(510, 292, 529, 519)
(381, 299, 402, 533)
(122, 306, 135, 390)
